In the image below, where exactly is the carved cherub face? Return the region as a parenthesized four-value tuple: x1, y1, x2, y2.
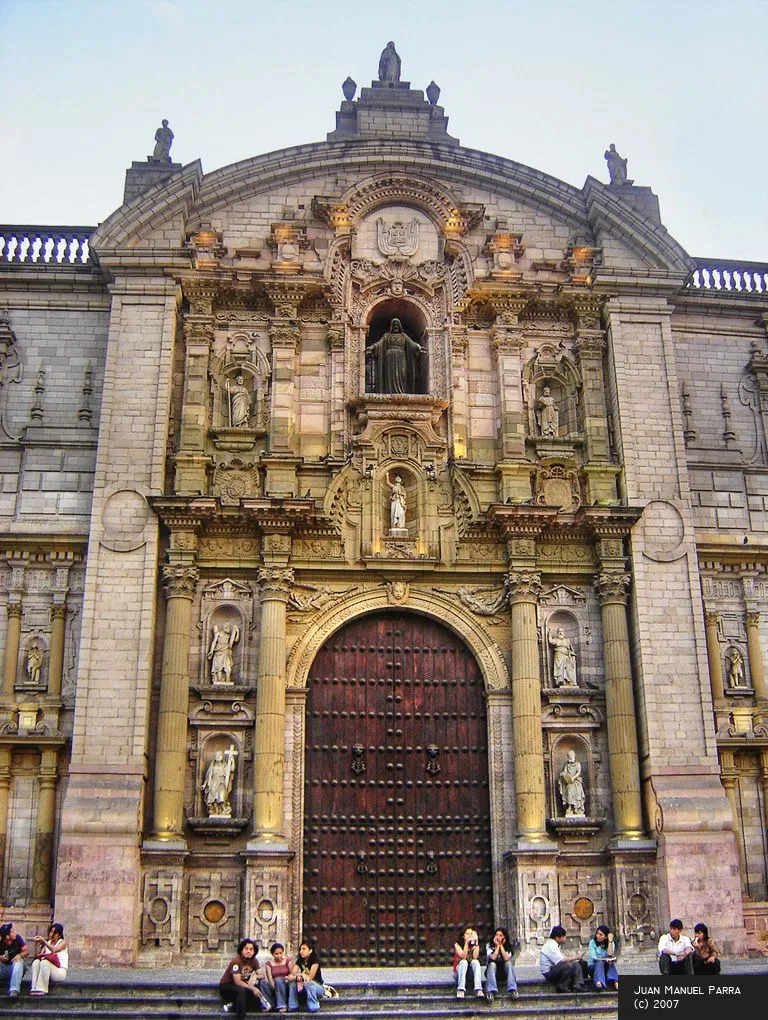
(566, 750, 576, 763)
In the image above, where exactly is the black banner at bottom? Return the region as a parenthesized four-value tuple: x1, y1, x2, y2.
(619, 975, 766, 1019)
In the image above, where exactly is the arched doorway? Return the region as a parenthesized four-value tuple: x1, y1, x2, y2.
(303, 611, 493, 965)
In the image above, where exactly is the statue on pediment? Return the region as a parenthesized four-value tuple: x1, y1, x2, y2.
(151, 119, 174, 162)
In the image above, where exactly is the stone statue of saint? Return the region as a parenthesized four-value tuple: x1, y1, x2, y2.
(207, 621, 240, 685)
(227, 375, 251, 428)
(558, 750, 586, 817)
(152, 119, 174, 162)
(367, 318, 423, 394)
(549, 627, 578, 686)
(536, 386, 559, 437)
(387, 472, 407, 530)
(728, 648, 746, 688)
(604, 143, 628, 185)
(202, 745, 237, 817)
(25, 643, 44, 685)
(378, 41, 401, 84)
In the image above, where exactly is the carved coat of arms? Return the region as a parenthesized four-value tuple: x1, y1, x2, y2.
(377, 217, 419, 257)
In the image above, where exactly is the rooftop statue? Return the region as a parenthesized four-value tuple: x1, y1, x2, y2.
(378, 41, 401, 84)
(604, 143, 628, 185)
(151, 119, 174, 162)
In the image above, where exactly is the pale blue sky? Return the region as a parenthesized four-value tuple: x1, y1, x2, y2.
(1, 0, 766, 260)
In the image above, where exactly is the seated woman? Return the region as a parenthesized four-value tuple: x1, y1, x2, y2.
(587, 925, 619, 990)
(484, 927, 518, 1003)
(264, 942, 299, 1012)
(452, 926, 485, 999)
(219, 938, 272, 1016)
(30, 922, 68, 997)
(692, 923, 720, 975)
(297, 940, 324, 1013)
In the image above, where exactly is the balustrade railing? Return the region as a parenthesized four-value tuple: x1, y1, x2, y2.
(688, 258, 768, 294)
(0, 225, 94, 266)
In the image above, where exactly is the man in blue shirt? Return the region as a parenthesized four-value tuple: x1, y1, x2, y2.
(539, 925, 586, 993)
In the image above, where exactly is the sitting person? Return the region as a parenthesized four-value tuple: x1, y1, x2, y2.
(691, 923, 720, 975)
(219, 938, 272, 1016)
(484, 927, 518, 1003)
(658, 919, 694, 975)
(540, 925, 585, 993)
(30, 922, 68, 997)
(296, 940, 324, 1013)
(264, 941, 299, 1012)
(0, 922, 29, 1000)
(452, 926, 485, 999)
(587, 924, 618, 990)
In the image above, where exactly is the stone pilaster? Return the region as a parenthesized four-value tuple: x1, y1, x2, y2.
(152, 562, 199, 842)
(507, 568, 548, 842)
(703, 609, 725, 702)
(175, 282, 216, 495)
(1, 601, 23, 697)
(31, 749, 58, 902)
(253, 535, 293, 844)
(0, 748, 10, 894)
(266, 282, 307, 457)
(490, 303, 527, 461)
(449, 325, 469, 460)
(327, 323, 346, 460)
(719, 750, 745, 889)
(48, 602, 67, 698)
(745, 611, 767, 701)
(595, 570, 644, 839)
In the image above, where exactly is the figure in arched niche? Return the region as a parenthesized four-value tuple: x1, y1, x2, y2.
(537, 384, 560, 438)
(366, 318, 423, 394)
(387, 471, 407, 531)
(727, 648, 746, 688)
(558, 750, 586, 817)
(549, 626, 578, 686)
(223, 374, 251, 428)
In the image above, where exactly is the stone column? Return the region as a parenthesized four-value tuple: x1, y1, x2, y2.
(719, 750, 745, 888)
(745, 611, 767, 700)
(507, 569, 548, 841)
(175, 282, 215, 495)
(0, 747, 11, 893)
(2, 601, 22, 697)
(48, 602, 67, 698)
(596, 571, 644, 839)
(253, 545, 293, 842)
(152, 563, 198, 841)
(327, 323, 347, 460)
(704, 609, 725, 701)
(450, 325, 469, 460)
(31, 749, 58, 901)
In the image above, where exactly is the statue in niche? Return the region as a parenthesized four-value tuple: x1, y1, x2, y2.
(604, 143, 628, 185)
(536, 386, 559, 437)
(207, 621, 240, 685)
(727, 648, 746, 688)
(25, 643, 44, 686)
(367, 318, 423, 394)
(549, 627, 578, 686)
(558, 750, 586, 817)
(387, 472, 407, 531)
(151, 119, 174, 162)
(378, 41, 401, 84)
(202, 745, 237, 817)
(226, 375, 251, 428)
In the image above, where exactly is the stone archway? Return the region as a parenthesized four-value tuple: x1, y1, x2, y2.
(301, 609, 493, 965)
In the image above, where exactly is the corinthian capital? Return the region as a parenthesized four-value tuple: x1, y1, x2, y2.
(595, 571, 631, 605)
(162, 564, 199, 600)
(505, 570, 542, 602)
(258, 567, 295, 601)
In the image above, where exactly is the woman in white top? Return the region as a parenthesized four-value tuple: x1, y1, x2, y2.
(30, 922, 68, 996)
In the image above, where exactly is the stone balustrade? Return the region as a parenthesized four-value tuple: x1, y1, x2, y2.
(689, 257, 768, 293)
(0, 225, 94, 266)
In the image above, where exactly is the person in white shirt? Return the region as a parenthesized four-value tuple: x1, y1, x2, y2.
(539, 925, 585, 993)
(657, 919, 694, 975)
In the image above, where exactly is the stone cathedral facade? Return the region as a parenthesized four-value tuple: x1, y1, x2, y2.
(1, 49, 767, 966)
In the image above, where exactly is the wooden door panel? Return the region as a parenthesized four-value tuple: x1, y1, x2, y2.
(304, 612, 493, 965)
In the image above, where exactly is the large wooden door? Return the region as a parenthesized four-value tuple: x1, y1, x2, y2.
(303, 612, 493, 965)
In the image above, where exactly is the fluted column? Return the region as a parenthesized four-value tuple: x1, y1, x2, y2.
(253, 565, 294, 838)
(746, 611, 767, 700)
(152, 563, 198, 840)
(507, 569, 548, 841)
(719, 750, 745, 888)
(2, 602, 23, 697)
(704, 609, 725, 701)
(0, 748, 11, 894)
(31, 749, 58, 901)
(596, 571, 644, 839)
(48, 602, 67, 698)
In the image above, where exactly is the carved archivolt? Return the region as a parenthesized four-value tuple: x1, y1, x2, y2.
(285, 587, 510, 693)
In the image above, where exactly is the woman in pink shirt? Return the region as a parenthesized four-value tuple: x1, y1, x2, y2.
(264, 942, 299, 1012)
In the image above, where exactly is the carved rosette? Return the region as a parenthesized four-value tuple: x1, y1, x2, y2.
(257, 567, 295, 602)
(595, 571, 631, 606)
(505, 570, 542, 603)
(162, 564, 199, 600)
